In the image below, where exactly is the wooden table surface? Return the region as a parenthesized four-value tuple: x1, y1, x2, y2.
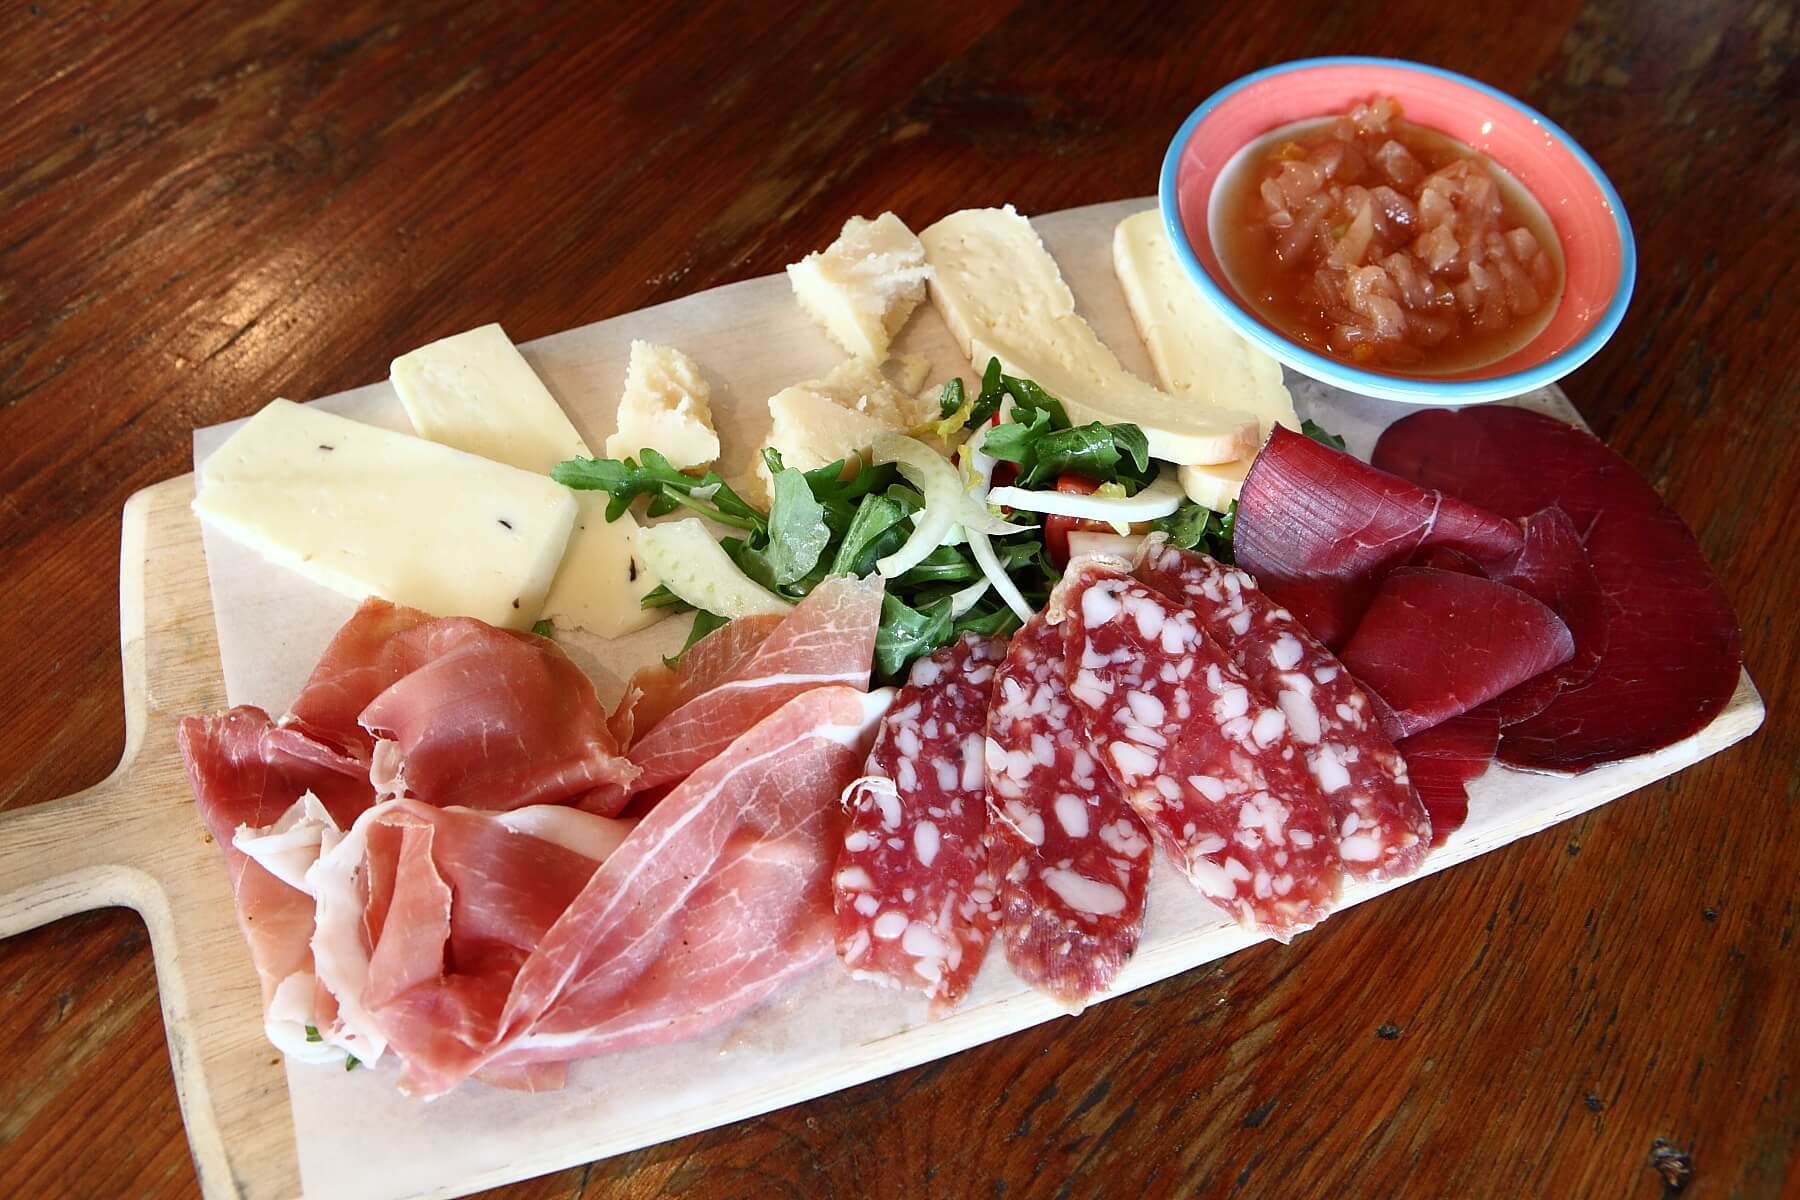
(2, 2, 1794, 1197)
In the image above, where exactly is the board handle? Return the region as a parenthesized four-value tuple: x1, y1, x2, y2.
(0, 776, 169, 938)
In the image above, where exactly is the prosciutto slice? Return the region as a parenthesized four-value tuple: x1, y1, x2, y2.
(1234, 426, 1525, 648)
(332, 685, 890, 1097)
(1339, 567, 1575, 739)
(608, 613, 786, 749)
(176, 707, 376, 1060)
(1373, 406, 1742, 771)
(626, 575, 882, 792)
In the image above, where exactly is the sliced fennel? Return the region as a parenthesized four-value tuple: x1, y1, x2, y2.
(961, 419, 1034, 621)
(988, 468, 1185, 522)
(634, 519, 793, 618)
(948, 577, 991, 618)
(872, 431, 1027, 579)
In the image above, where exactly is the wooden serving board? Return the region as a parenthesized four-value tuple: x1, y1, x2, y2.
(0, 199, 1765, 1200)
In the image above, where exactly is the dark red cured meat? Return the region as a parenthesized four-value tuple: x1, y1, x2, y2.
(1234, 425, 1525, 648)
(1339, 567, 1575, 739)
(835, 633, 1006, 1015)
(1373, 406, 1742, 771)
(1395, 712, 1502, 844)
(1478, 508, 1607, 726)
(1134, 539, 1430, 881)
(1055, 561, 1343, 939)
(984, 612, 1151, 1009)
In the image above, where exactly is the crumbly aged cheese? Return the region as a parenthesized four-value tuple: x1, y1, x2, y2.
(787, 213, 932, 362)
(602, 340, 721, 470)
(919, 205, 1260, 467)
(1113, 210, 1300, 510)
(389, 323, 662, 636)
(195, 399, 576, 630)
(763, 355, 934, 475)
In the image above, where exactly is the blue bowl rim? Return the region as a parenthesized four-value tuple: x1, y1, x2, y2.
(1157, 55, 1637, 403)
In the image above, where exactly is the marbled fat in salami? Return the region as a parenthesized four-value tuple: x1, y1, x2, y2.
(1134, 537, 1430, 881)
(1055, 561, 1343, 939)
(984, 613, 1152, 1010)
(836, 634, 1006, 1014)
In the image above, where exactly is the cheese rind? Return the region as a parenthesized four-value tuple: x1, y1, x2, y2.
(602, 340, 721, 470)
(787, 213, 931, 362)
(391, 323, 589, 475)
(195, 399, 576, 629)
(390, 323, 663, 636)
(919, 205, 1259, 466)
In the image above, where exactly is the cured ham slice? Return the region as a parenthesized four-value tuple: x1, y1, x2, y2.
(627, 575, 882, 793)
(176, 707, 376, 1061)
(359, 616, 638, 814)
(1339, 567, 1575, 739)
(836, 634, 1005, 1014)
(1054, 561, 1342, 939)
(1477, 507, 1606, 726)
(1134, 537, 1430, 880)
(984, 612, 1151, 1009)
(608, 613, 786, 749)
(283, 598, 438, 763)
(1395, 712, 1502, 844)
(1373, 406, 1742, 771)
(336, 685, 890, 1097)
(1234, 425, 1525, 648)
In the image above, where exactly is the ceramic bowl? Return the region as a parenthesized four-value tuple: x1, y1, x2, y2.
(1159, 56, 1635, 403)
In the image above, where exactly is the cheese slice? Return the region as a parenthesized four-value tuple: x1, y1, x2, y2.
(602, 340, 721, 470)
(1113, 209, 1299, 509)
(919, 205, 1259, 466)
(787, 213, 932, 362)
(763, 355, 935, 475)
(195, 399, 576, 629)
(390, 323, 662, 637)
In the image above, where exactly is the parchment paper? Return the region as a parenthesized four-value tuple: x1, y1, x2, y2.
(190, 199, 1734, 1200)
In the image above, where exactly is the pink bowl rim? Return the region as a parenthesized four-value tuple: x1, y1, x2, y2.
(1158, 56, 1636, 404)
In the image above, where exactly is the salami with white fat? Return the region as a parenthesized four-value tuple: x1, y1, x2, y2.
(1054, 560, 1342, 939)
(984, 612, 1152, 1009)
(1134, 536, 1430, 881)
(835, 633, 1005, 1014)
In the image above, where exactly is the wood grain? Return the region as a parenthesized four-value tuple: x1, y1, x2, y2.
(0, 1, 1793, 1197)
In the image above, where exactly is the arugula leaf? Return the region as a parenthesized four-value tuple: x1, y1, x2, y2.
(965, 357, 1008, 427)
(874, 593, 955, 679)
(985, 411, 1152, 489)
(979, 404, 1053, 465)
(829, 493, 910, 577)
(552, 450, 766, 532)
(1149, 500, 1237, 562)
(1108, 423, 1151, 474)
(938, 376, 966, 418)
(639, 583, 691, 611)
(953, 604, 1024, 638)
(889, 544, 982, 588)
(529, 619, 555, 638)
(664, 610, 729, 668)
(304, 1025, 322, 1043)
(1302, 419, 1348, 452)
(345, 1055, 361, 1072)
(999, 373, 1070, 428)
(766, 468, 830, 585)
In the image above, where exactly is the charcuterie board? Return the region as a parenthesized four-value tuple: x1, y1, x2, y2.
(0, 198, 1764, 1200)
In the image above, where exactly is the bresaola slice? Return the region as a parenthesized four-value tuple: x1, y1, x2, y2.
(1054, 561, 1342, 939)
(985, 612, 1152, 1009)
(1373, 406, 1742, 771)
(1133, 538, 1430, 880)
(1395, 712, 1502, 844)
(1338, 567, 1575, 739)
(1234, 425, 1525, 648)
(1478, 507, 1606, 726)
(836, 634, 1005, 1014)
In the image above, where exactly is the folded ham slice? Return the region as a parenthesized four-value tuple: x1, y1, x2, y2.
(327, 684, 891, 1097)
(626, 575, 883, 792)
(608, 613, 786, 749)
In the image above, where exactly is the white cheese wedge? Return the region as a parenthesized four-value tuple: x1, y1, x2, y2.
(763, 355, 935, 475)
(787, 213, 932, 362)
(389, 323, 662, 637)
(602, 340, 721, 470)
(919, 205, 1259, 466)
(195, 399, 576, 630)
(1113, 209, 1300, 509)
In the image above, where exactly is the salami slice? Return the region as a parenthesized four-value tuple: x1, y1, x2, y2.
(835, 634, 1006, 1014)
(1134, 537, 1431, 881)
(1054, 561, 1343, 939)
(984, 612, 1152, 1010)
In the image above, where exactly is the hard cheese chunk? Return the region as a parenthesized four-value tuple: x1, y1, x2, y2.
(920, 205, 1259, 466)
(787, 213, 932, 362)
(603, 340, 721, 470)
(195, 399, 575, 630)
(1113, 210, 1299, 511)
(390, 323, 662, 637)
(764, 354, 933, 476)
